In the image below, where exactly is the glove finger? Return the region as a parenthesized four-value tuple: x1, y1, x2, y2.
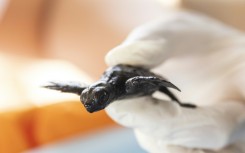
(105, 96, 180, 127)
(162, 101, 245, 150)
(106, 97, 245, 150)
(139, 101, 245, 150)
(105, 39, 167, 68)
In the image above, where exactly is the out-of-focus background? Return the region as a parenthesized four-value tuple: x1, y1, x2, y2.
(0, 0, 245, 152)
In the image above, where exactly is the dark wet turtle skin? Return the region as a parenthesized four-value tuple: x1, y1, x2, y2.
(44, 64, 196, 113)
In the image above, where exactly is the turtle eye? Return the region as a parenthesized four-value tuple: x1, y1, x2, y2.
(94, 90, 109, 104)
(100, 90, 109, 101)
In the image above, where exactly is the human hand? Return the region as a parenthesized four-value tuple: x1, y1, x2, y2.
(105, 12, 245, 153)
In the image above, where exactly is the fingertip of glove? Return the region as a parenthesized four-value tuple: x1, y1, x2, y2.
(105, 40, 168, 68)
(105, 42, 148, 67)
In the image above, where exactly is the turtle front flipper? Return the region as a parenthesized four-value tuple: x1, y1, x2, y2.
(125, 76, 196, 108)
(43, 81, 87, 95)
(125, 76, 180, 93)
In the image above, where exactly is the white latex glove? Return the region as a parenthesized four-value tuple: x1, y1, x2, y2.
(105, 12, 245, 153)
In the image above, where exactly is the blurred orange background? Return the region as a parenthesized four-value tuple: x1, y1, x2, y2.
(0, 0, 245, 152)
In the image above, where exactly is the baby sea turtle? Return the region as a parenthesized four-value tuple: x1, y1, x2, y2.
(44, 64, 196, 113)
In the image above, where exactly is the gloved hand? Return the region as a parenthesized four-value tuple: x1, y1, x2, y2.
(105, 12, 245, 153)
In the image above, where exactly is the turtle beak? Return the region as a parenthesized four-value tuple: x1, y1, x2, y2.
(84, 101, 104, 113)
